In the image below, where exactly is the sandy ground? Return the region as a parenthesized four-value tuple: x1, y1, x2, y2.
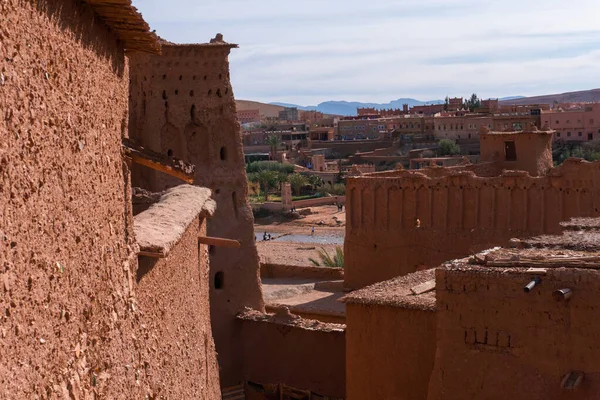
(256, 241, 339, 266)
(255, 205, 346, 267)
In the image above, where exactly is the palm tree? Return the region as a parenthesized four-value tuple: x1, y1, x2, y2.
(266, 134, 282, 161)
(288, 173, 309, 196)
(248, 170, 279, 202)
(309, 246, 344, 268)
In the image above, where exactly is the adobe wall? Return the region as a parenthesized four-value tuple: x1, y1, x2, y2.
(346, 304, 436, 400)
(479, 131, 553, 176)
(345, 160, 600, 289)
(238, 311, 346, 398)
(136, 217, 221, 399)
(0, 0, 140, 397)
(128, 43, 264, 386)
(428, 267, 600, 400)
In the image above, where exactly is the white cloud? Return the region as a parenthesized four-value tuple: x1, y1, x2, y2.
(133, 0, 600, 104)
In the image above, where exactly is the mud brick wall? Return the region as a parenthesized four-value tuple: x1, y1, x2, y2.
(428, 267, 600, 400)
(238, 312, 346, 398)
(136, 217, 221, 399)
(346, 304, 435, 400)
(0, 0, 138, 397)
(128, 43, 264, 387)
(479, 132, 553, 177)
(345, 159, 600, 289)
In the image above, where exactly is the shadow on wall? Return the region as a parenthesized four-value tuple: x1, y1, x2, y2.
(34, 0, 126, 77)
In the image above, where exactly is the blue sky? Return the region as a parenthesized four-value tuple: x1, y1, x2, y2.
(133, 0, 600, 105)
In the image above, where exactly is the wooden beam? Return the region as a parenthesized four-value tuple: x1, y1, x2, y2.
(138, 250, 165, 258)
(199, 236, 241, 248)
(122, 138, 195, 184)
(410, 280, 436, 295)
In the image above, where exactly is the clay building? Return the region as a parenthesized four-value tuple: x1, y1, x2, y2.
(428, 218, 600, 399)
(127, 38, 264, 388)
(342, 217, 600, 400)
(1, 1, 223, 398)
(279, 106, 299, 122)
(541, 103, 600, 142)
(344, 128, 600, 289)
(342, 269, 436, 400)
(237, 108, 261, 124)
(479, 127, 553, 176)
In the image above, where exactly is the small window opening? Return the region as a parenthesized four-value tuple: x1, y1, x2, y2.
(214, 271, 224, 289)
(179, 75, 182, 80)
(162, 74, 166, 79)
(175, 89, 179, 95)
(219, 74, 222, 80)
(220, 146, 227, 161)
(193, 75, 196, 80)
(167, 149, 173, 157)
(208, 89, 212, 96)
(190, 90, 194, 97)
(204, 75, 207, 80)
(162, 90, 167, 100)
(505, 141, 517, 161)
(216, 89, 222, 98)
(190, 104, 196, 121)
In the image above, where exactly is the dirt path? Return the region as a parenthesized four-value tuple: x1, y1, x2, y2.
(254, 205, 346, 266)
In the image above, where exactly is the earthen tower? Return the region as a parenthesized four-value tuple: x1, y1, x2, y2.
(128, 38, 264, 387)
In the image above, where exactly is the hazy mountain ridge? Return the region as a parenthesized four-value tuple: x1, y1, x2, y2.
(241, 90, 598, 118)
(270, 98, 445, 116)
(271, 96, 526, 116)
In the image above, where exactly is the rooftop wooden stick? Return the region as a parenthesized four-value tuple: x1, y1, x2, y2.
(199, 236, 241, 248)
(122, 138, 195, 184)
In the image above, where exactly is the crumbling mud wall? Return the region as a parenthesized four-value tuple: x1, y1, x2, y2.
(128, 42, 264, 386)
(428, 267, 600, 400)
(135, 217, 221, 399)
(238, 311, 346, 398)
(0, 0, 138, 397)
(345, 159, 600, 289)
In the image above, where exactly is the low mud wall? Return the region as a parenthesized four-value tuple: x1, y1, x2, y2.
(261, 263, 344, 280)
(238, 311, 346, 398)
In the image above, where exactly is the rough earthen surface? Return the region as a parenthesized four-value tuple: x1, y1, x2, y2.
(135, 215, 221, 399)
(0, 1, 140, 397)
(341, 268, 436, 311)
(134, 185, 215, 256)
(429, 265, 600, 400)
(1, 2, 220, 398)
(128, 42, 265, 386)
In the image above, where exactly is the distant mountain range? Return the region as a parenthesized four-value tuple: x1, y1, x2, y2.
(498, 89, 600, 106)
(239, 89, 600, 118)
(270, 96, 526, 116)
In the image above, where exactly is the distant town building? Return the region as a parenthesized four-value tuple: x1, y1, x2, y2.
(237, 109, 261, 124)
(300, 110, 324, 123)
(279, 107, 299, 122)
(541, 103, 600, 142)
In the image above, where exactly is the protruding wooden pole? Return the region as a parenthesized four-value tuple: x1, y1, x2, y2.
(199, 236, 241, 248)
(122, 138, 195, 184)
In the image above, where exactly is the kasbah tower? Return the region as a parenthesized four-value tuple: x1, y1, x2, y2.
(127, 35, 265, 386)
